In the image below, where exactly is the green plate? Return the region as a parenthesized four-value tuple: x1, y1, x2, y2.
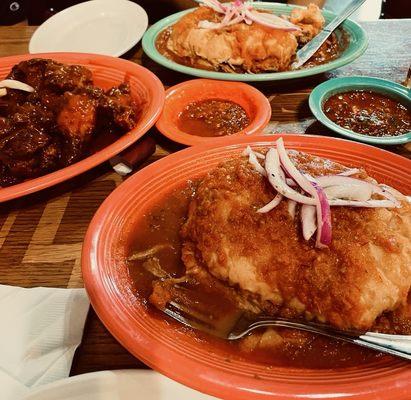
(142, 2, 368, 82)
(309, 76, 411, 145)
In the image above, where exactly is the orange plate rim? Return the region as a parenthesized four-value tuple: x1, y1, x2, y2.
(82, 134, 411, 400)
(0, 52, 165, 202)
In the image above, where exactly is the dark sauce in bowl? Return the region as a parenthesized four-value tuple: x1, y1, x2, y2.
(178, 99, 250, 137)
(323, 90, 411, 137)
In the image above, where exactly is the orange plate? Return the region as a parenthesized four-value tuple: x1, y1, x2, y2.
(155, 79, 271, 146)
(0, 53, 164, 202)
(82, 134, 411, 400)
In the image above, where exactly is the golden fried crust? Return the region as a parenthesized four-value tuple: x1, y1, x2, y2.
(181, 155, 411, 330)
(167, 7, 298, 73)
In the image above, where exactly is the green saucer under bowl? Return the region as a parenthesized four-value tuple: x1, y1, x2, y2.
(309, 76, 411, 145)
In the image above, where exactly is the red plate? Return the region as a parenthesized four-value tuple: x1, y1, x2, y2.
(82, 135, 411, 400)
(0, 53, 164, 202)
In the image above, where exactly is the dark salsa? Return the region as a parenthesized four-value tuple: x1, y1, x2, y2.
(323, 90, 411, 137)
(178, 99, 250, 137)
(127, 185, 411, 369)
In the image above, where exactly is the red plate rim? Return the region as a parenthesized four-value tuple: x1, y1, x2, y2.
(82, 134, 411, 400)
(0, 52, 165, 202)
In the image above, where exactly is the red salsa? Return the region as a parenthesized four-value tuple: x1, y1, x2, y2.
(323, 90, 411, 137)
(178, 99, 250, 137)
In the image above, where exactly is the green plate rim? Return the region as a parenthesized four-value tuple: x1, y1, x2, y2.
(308, 76, 411, 145)
(142, 2, 368, 82)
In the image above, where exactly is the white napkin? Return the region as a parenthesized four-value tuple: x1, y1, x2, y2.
(0, 285, 89, 400)
(23, 370, 218, 400)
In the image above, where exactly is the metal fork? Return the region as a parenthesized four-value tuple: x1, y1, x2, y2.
(164, 300, 411, 361)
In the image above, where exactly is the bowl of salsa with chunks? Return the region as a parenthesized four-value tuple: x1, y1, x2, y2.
(309, 76, 411, 145)
(155, 79, 271, 146)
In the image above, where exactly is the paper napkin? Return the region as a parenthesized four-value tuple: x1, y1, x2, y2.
(0, 285, 89, 400)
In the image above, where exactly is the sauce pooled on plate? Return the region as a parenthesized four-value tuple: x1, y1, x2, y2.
(178, 98, 250, 137)
(323, 90, 411, 137)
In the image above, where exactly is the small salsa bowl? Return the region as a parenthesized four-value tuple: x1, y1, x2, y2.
(156, 79, 271, 146)
(309, 76, 411, 145)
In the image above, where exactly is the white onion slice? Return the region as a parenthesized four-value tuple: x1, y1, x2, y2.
(197, 0, 226, 13)
(377, 184, 404, 204)
(0, 79, 34, 93)
(301, 204, 317, 240)
(249, 152, 267, 176)
(338, 168, 360, 177)
(243, 146, 265, 159)
(277, 138, 318, 198)
(245, 9, 300, 31)
(257, 193, 283, 213)
(316, 175, 400, 205)
(287, 200, 297, 219)
(0, 88, 6, 97)
(328, 199, 396, 208)
(265, 148, 317, 205)
(324, 185, 372, 201)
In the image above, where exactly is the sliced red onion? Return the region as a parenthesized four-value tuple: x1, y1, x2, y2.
(257, 193, 283, 213)
(196, 0, 300, 31)
(316, 175, 366, 188)
(324, 185, 372, 202)
(265, 148, 317, 205)
(328, 199, 396, 208)
(245, 9, 300, 31)
(287, 200, 297, 219)
(277, 138, 318, 199)
(277, 138, 331, 247)
(0, 79, 34, 93)
(248, 151, 267, 176)
(338, 168, 360, 177)
(312, 181, 332, 248)
(378, 184, 405, 202)
(301, 205, 317, 241)
(243, 146, 265, 159)
(197, 0, 226, 13)
(316, 175, 400, 205)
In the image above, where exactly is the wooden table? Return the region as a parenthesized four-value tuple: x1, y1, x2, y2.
(0, 20, 410, 376)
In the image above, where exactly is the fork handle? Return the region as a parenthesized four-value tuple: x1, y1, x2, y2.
(228, 320, 411, 361)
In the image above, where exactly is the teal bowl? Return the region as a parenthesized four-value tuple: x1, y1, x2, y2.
(309, 76, 411, 145)
(142, 2, 368, 82)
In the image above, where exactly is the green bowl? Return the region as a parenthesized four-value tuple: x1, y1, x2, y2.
(309, 76, 411, 145)
(142, 2, 368, 82)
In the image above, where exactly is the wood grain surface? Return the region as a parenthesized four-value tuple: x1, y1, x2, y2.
(0, 19, 410, 376)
